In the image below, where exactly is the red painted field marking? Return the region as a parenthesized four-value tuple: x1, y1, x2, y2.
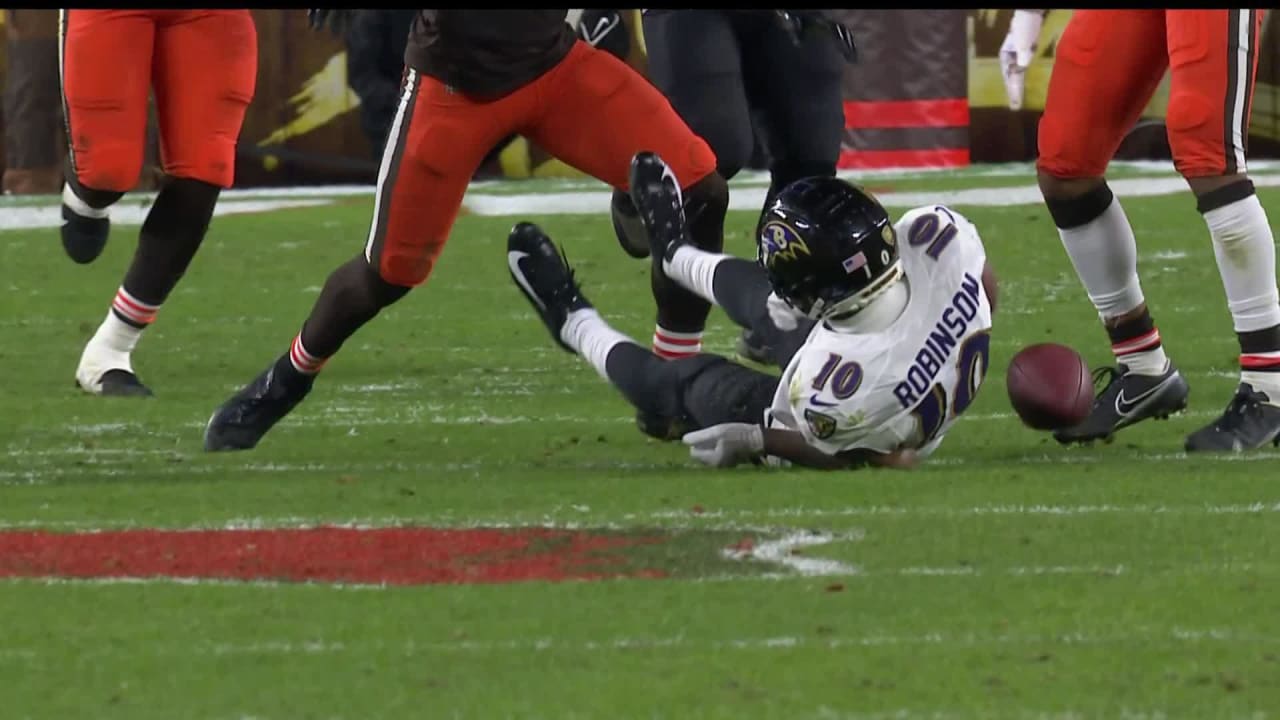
(0, 527, 670, 586)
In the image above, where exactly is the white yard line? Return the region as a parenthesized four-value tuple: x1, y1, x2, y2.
(4, 501, 1280, 533)
(0, 626, 1268, 662)
(462, 173, 1280, 216)
(5, 164, 1280, 230)
(7, 445, 1280, 485)
(0, 198, 333, 231)
(14, 406, 1234, 440)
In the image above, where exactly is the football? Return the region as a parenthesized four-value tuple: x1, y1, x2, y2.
(1006, 343, 1094, 431)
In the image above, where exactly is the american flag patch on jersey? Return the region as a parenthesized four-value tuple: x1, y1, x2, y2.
(842, 252, 867, 274)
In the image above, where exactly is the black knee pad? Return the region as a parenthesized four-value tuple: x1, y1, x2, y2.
(1043, 181, 1114, 230)
(1196, 178, 1256, 214)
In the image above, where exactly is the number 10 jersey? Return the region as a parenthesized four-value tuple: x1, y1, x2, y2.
(764, 205, 995, 460)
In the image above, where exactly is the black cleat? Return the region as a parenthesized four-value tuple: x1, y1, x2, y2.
(1185, 383, 1280, 453)
(60, 203, 111, 265)
(627, 151, 688, 270)
(735, 328, 774, 366)
(1054, 362, 1190, 445)
(204, 355, 315, 452)
(84, 369, 153, 397)
(506, 222, 593, 353)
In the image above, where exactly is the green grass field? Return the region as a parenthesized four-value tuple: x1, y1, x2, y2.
(3, 165, 1280, 719)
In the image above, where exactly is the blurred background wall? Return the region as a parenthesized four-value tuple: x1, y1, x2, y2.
(2, 9, 1276, 192)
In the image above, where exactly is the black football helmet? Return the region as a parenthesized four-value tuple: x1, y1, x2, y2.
(756, 177, 902, 319)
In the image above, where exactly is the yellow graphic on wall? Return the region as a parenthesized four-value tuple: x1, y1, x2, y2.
(258, 51, 361, 148)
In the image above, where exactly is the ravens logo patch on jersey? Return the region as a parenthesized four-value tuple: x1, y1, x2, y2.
(804, 408, 838, 440)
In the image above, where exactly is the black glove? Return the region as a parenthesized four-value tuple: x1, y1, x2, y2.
(773, 10, 858, 64)
(307, 9, 354, 36)
(576, 9, 631, 61)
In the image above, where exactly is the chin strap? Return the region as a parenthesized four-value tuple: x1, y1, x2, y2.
(810, 260, 905, 322)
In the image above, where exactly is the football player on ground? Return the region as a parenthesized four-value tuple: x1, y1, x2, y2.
(203, 10, 730, 451)
(606, 9, 857, 365)
(507, 153, 997, 470)
(1033, 9, 1280, 451)
(60, 9, 258, 396)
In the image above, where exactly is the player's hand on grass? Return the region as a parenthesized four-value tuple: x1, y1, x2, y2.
(307, 9, 353, 36)
(999, 9, 1047, 110)
(682, 423, 765, 468)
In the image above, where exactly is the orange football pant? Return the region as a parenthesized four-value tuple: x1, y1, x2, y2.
(1038, 9, 1265, 179)
(60, 9, 258, 191)
(364, 40, 718, 287)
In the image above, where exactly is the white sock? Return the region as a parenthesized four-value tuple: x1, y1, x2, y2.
(1204, 190, 1280, 402)
(559, 309, 632, 380)
(1059, 196, 1146, 320)
(1058, 195, 1170, 376)
(62, 183, 109, 219)
(94, 310, 144, 355)
(663, 245, 728, 304)
(78, 309, 144, 381)
(1110, 329, 1169, 376)
(1204, 192, 1280, 333)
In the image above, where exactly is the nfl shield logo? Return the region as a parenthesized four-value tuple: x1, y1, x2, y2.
(842, 252, 868, 275)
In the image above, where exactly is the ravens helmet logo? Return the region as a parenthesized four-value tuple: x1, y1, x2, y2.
(760, 221, 811, 267)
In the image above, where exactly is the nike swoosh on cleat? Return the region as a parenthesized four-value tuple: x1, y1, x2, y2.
(1115, 376, 1175, 415)
(507, 251, 546, 311)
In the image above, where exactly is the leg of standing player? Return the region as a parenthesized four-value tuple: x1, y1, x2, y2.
(72, 10, 257, 397)
(1165, 10, 1280, 451)
(1037, 10, 1190, 443)
(734, 12, 845, 363)
(740, 13, 846, 213)
(58, 9, 152, 267)
(608, 10, 751, 260)
(204, 68, 523, 451)
(524, 41, 728, 437)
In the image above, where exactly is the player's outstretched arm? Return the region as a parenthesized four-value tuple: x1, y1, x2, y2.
(679, 423, 919, 471)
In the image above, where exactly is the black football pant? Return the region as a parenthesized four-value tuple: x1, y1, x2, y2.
(642, 9, 846, 210)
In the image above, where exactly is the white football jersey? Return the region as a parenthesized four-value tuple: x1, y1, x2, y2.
(764, 205, 994, 460)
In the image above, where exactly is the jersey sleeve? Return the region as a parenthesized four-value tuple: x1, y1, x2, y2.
(894, 205, 987, 268)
